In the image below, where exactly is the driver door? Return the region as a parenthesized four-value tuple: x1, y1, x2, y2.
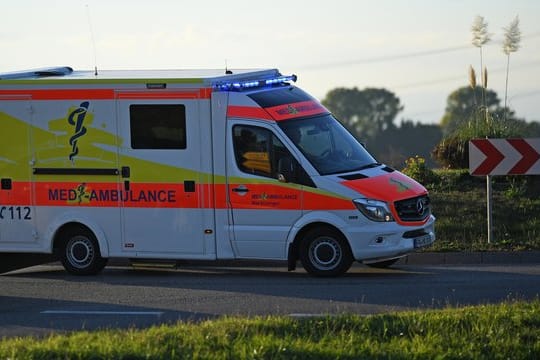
(226, 122, 304, 259)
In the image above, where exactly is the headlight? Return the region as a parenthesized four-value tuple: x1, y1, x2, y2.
(353, 198, 394, 222)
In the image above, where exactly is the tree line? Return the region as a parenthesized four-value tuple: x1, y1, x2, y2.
(321, 86, 540, 169)
(321, 15, 540, 169)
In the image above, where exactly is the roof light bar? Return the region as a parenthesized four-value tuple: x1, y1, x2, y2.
(215, 74, 297, 91)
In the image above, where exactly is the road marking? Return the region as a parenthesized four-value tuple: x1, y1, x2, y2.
(41, 310, 163, 316)
(288, 313, 327, 318)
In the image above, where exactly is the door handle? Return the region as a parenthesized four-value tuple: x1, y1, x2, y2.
(232, 185, 249, 193)
(121, 166, 130, 178)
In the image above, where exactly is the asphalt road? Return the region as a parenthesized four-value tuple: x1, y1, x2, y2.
(1, 262, 539, 338)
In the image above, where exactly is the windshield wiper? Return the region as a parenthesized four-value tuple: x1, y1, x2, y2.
(324, 162, 381, 176)
(353, 162, 381, 171)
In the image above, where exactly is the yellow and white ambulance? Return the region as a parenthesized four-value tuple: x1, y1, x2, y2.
(0, 66, 435, 276)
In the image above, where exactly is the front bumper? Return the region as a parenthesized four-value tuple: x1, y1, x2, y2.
(345, 215, 436, 262)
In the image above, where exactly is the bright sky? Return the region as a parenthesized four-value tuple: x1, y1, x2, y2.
(2, 0, 539, 124)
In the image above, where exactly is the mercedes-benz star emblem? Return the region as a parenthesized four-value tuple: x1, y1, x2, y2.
(416, 198, 425, 216)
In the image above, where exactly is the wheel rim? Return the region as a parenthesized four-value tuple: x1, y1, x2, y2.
(66, 236, 95, 269)
(308, 236, 342, 271)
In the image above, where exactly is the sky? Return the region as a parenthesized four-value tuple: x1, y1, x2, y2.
(1, 0, 539, 125)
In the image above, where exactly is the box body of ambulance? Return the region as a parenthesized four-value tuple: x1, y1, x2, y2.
(0, 67, 434, 276)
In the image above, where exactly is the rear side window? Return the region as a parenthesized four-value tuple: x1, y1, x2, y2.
(130, 104, 186, 149)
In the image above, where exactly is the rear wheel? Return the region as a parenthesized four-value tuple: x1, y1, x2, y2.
(59, 227, 107, 275)
(299, 227, 353, 277)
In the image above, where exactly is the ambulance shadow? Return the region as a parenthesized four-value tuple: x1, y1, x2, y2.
(3, 258, 416, 279)
(115, 264, 540, 309)
(0, 253, 57, 275)
(0, 294, 215, 338)
(6, 263, 540, 312)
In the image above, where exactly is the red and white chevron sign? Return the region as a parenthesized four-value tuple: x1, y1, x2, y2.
(469, 138, 540, 176)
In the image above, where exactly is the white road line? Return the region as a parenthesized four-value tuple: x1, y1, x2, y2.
(40, 310, 164, 316)
(288, 313, 327, 318)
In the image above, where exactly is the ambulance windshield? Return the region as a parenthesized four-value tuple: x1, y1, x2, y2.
(279, 114, 377, 175)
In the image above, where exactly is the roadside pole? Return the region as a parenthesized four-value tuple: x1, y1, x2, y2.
(486, 175, 492, 244)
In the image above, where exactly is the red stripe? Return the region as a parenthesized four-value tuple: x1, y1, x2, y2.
(4, 181, 356, 211)
(303, 192, 355, 210)
(227, 105, 273, 120)
(0, 88, 212, 100)
(0, 182, 33, 205)
(341, 172, 426, 203)
(341, 172, 429, 226)
(228, 183, 354, 210)
(265, 100, 328, 121)
(116, 89, 212, 100)
(33, 182, 199, 208)
(213, 184, 228, 209)
(199, 88, 213, 99)
(0, 89, 114, 100)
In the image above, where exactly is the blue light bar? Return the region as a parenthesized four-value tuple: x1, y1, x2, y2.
(215, 74, 297, 91)
(265, 75, 297, 85)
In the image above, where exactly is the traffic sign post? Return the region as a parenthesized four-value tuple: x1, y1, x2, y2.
(469, 138, 540, 244)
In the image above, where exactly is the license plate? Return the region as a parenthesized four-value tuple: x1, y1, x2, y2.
(414, 234, 433, 249)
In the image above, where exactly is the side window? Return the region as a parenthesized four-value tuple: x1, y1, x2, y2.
(130, 104, 186, 149)
(232, 125, 315, 187)
(233, 126, 273, 178)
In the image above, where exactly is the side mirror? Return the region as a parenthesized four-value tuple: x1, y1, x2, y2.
(277, 157, 295, 183)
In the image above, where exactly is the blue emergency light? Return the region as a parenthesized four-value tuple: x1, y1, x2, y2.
(214, 74, 297, 91)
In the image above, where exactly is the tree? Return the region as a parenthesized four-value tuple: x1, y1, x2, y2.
(434, 85, 538, 168)
(322, 87, 402, 143)
(439, 86, 500, 136)
(374, 120, 442, 168)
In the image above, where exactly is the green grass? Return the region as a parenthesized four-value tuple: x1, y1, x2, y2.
(430, 191, 540, 251)
(1, 300, 539, 359)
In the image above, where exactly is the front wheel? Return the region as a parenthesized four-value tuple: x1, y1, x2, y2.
(60, 227, 107, 275)
(299, 227, 353, 277)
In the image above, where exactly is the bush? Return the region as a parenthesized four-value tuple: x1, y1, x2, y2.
(432, 168, 481, 192)
(401, 156, 440, 185)
(431, 135, 469, 169)
(433, 108, 536, 169)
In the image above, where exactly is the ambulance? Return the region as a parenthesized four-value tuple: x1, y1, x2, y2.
(0, 66, 435, 276)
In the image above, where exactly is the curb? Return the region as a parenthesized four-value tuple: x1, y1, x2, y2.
(398, 251, 540, 265)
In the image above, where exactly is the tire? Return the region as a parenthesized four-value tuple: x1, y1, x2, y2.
(365, 258, 400, 269)
(59, 227, 107, 275)
(299, 227, 353, 277)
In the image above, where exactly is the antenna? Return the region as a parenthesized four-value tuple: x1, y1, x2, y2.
(225, 59, 232, 74)
(85, 4, 99, 76)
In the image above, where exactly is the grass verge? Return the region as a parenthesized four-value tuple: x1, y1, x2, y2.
(1, 300, 539, 359)
(397, 166, 540, 251)
(430, 191, 540, 251)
